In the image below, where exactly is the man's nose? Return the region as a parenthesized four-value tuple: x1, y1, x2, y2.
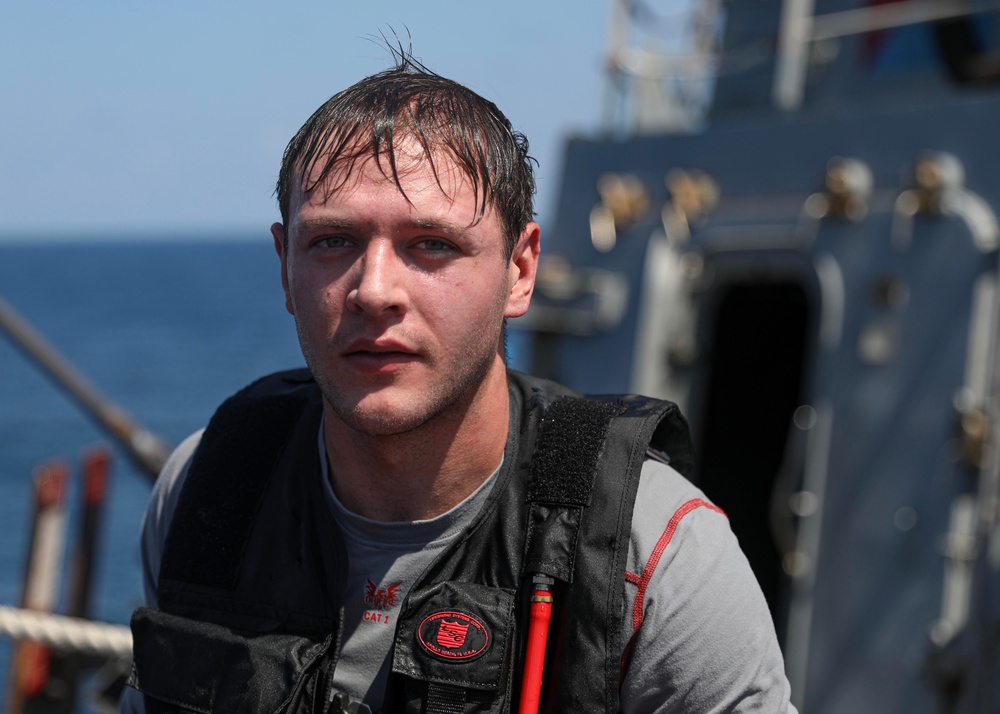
(346, 241, 407, 316)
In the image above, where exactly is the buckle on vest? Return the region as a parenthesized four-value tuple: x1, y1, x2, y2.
(329, 691, 372, 714)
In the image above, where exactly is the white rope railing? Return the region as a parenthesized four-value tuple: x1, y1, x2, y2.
(0, 604, 131, 658)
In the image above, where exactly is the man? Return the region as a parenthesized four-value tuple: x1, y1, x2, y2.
(122, 58, 795, 713)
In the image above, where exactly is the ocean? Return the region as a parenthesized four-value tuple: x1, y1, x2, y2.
(0, 238, 317, 710)
(0, 237, 533, 710)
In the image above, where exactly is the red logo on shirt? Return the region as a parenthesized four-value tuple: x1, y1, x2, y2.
(364, 578, 401, 610)
(417, 610, 489, 661)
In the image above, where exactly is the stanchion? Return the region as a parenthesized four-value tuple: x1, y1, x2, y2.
(6, 462, 69, 714)
(21, 447, 114, 714)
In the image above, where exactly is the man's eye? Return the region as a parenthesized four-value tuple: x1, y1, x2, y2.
(316, 236, 353, 249)
(416, 239, 453, 252)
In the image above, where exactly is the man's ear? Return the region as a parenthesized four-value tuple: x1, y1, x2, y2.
(504, 222, 541, 319)
(272, 222, 294, 316)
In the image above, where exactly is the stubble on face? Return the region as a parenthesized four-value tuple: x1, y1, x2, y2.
(298, 301, 505, 438)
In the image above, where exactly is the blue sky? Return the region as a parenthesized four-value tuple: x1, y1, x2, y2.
(0, 1, 628, 239)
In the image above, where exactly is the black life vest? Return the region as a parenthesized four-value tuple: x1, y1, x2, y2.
(129, 369, 693, 713)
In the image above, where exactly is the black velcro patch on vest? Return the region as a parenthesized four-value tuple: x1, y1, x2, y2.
(527, 397, 627, 506)
(160, 372, 313, 590)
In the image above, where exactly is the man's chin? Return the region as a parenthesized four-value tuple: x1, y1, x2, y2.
(316, 361, 496, 438)
(325, 394, 437, 437)
(339, 412, 426, 437)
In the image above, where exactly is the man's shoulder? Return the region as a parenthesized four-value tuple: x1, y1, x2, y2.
(140, 429, 204, 607)
(150, 430, 204, 519)
(629, 459, 730, 578)
(623, 459, 797, 713)
(636, 459, 710, 511)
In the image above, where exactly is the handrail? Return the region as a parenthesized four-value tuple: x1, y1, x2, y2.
(0, 294, 171, 481)
(0, 605, 131, 658)
(774, 0, 998, 110)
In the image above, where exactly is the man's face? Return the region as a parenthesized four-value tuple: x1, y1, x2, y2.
(273, 142, 538, 437)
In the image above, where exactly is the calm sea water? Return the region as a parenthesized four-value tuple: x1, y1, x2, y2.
(0, 237, 532, 709)
(0, 238, 306, 708)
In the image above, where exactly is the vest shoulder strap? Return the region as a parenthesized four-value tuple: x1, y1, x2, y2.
(159, 369, 319, 591)
(510, 372, 695, 712)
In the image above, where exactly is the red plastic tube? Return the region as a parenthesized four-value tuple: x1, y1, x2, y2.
(518, 581, 553, 714)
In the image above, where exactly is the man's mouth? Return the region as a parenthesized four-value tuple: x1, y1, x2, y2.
(342, 340, 421, 372)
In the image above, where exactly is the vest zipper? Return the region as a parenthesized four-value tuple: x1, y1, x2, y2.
(321, 605, 347, 713)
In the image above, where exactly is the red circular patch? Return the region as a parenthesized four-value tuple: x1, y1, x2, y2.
(417, 610, 490, 661)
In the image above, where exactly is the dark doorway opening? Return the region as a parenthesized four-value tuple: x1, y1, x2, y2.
(694, 280, 812, 641)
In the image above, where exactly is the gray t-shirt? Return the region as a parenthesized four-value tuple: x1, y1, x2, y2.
(121, 428, 796, 713)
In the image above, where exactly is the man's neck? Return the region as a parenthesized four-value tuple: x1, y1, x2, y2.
(322, 366, 510, 522)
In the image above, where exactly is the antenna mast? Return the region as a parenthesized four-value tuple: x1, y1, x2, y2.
(602, 0, 723, 133)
